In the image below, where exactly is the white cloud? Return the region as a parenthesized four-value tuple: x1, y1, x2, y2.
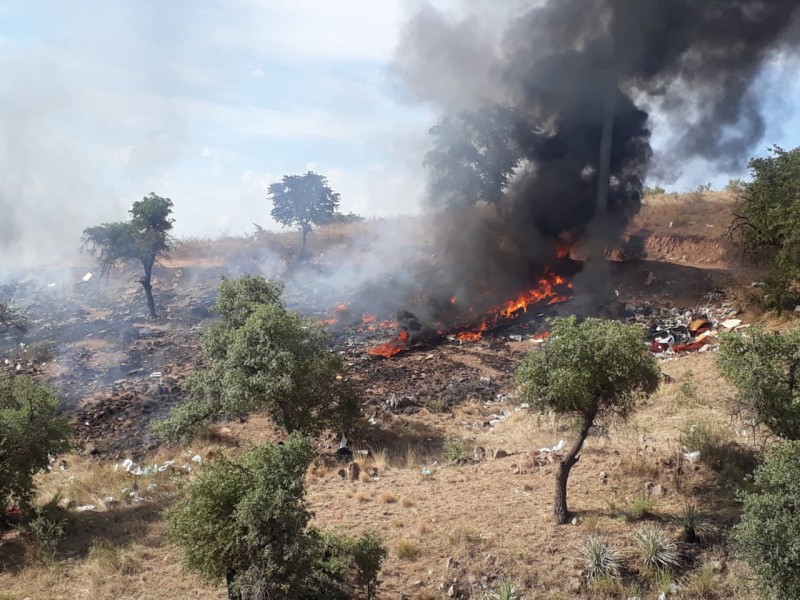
(216, 0, 405, 63)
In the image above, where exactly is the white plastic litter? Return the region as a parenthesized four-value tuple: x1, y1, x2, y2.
(539, 439, 566, 453)
(683, 451, 701, 464)
(81, 272, 93, 282)
(720, 319, 743, 329)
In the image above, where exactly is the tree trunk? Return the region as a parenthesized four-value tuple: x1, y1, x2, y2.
(140, 262, 157, 318)
(226, 569, 241, 600)
(553, 403, 598, 524)
(300, 224, 309, 255)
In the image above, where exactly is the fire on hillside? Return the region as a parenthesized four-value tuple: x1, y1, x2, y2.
(321, 255, 576, 358)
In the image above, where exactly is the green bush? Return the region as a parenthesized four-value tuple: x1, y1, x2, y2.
(643, 185, 666, 196)
(718, 328, 800, 440)
(0, 375, 70, 512)
(731, 441, 800, 599)
(166, 436, 386, 600)
(733, 146, 800, 301)
(156, 274, 360, 441)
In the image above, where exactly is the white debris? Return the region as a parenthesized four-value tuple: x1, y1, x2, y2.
(720, 319, 743, 330)
(683, 451, 701, 464)
(149, 371, 163, 378)
(81, 272, 93, 282)
(76, 504, 97, 512)
(539, 439, 566, 453)
(191, 454, 203, 464)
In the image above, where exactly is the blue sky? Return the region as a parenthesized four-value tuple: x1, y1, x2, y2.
(0, 1, 798, 263)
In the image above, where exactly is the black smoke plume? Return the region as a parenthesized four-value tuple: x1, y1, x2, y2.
(388, 0, 800, 324)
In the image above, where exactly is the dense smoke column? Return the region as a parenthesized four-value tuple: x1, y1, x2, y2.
(396, 0, 800, 251)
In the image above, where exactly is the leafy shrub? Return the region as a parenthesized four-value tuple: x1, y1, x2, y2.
(156, 274, 360, 441)
(718, 328, 800, 440)
(442, 436, 470, 464)
(23, 508, 66, 563)
(680, 420, 757, 488)
(731, 440, 800, 599)
(578, 535, 621, 581)
(732, 146, 800, 299)
(634, 526, 680, 573)
(166, 436, 386, 599)
(0, 375, 70, 512)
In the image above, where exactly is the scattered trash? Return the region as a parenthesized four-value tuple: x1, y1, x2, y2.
(719, 319, 743, 330)
(421, 467, 432, 477)
(75, 504, 97, 512)
(645, 272, 655, 286)
(191, 454, 202, 464)
(81, 272, 93, 282)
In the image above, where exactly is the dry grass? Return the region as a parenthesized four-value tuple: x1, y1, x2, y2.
(1, 346, 765, 599)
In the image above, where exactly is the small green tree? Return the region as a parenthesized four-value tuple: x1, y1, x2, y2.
(82, 193, 174, 318)
(731, 440, 800, 599)
(166, 435, 315, 599)
(718, 328, 800, 440)
(156, 274, 359, 441)
(268, 171, 340, 254)
(0, 375, 70, 513)
(733, 146, 800, 304)
(516, 317, 660, 524)
(166, 436, 387, 600)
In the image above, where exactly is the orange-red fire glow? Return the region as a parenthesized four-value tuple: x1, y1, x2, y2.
(368, 331, 410, 358)
(454, 271, 572, 341)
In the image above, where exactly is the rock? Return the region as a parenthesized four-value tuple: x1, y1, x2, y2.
(599, 471, 608, 483)
(473, 446, 486, 462)
(491, 449, 509, 460)
(445, 556, 454, 570)
(571, 517, 581, 526)
(652, 484, 666, 497)
(448, 584, 456, 597)
(479, 376, 491, 385)
(644, 481, 655, 492)
(75, 504, 97, 512)
(337, 468, 347, 479)
(102, 496, 117, 508)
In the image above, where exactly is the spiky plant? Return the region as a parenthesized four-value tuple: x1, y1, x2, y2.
(634, 526, 681, 572)
(676, 503, 701, 543)
(482, 578, 521, 600)
(578, 535, 622, 582)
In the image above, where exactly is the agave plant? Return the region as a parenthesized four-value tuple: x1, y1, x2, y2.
(482, 578, 521, 600)
(676, 503, 701, 543)
(578, 535, 622, 581)
(634, 526, 681, 572)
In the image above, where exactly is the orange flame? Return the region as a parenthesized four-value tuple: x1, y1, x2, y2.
(454, 270, 571, 341)
(368, 331, 411, 358)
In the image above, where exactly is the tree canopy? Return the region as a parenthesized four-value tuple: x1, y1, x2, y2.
(155, 274, 359, 441)
(718, 328, 800, 440)
(516, 317, 660, 523)
(166, 435, 386, 600)
(732, 440, 800, 599)
(734, 146, 800, 305)
(82, 193, 174, 318)
(268, 171, 340, 253)
(0, 374, 71, 512)
(424, 105, 541, 209)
